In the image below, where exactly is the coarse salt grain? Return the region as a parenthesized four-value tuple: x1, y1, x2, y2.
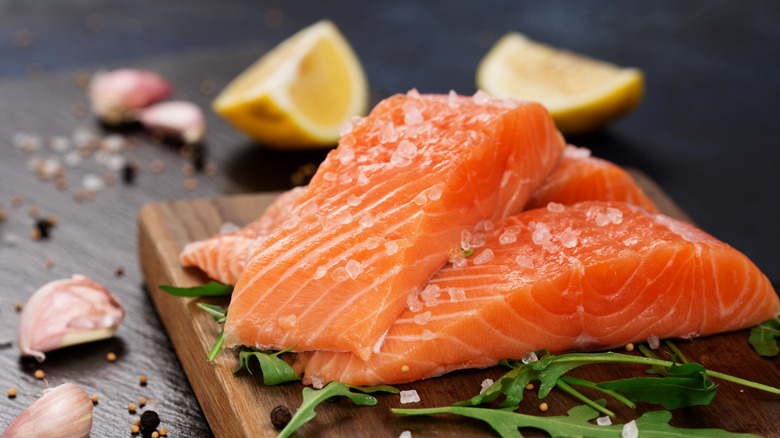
(475, 219, 495, 232)
(473, 249, 494, 265)
(346, 194, 361, 206)
(313, 266, 327, 280)
(385, 241, 399, 256)
(420, 329, 435, 341)
(413, 194, 427, 205)
(647, 334, 660, 349)
(359, 214, 374, 228)
(558, 229, 579, 248)
(460, 230, 472, 250)
(622, 419, 638, 438)
(547, 202, 565, 213)
(311, 376, 324, 389)
(522, 351, 538, 364)
(427, 183, 444, 201)
(413, 311, 431, 325)
(407, 291, 424, 312)
(331, 267, 349, 282)
(345, 259, 362, 279)
(470, 233, 487, 248)
(403, 107, 423, 126)
(338, 147, 354, 166)
(399, 431, 412, 438)
(357, 171, 369, 185)
(399, 390, 420, 404)
(421, 284, 440, 307)
(64, 151, 82, 167)
(499, 232, 517, 245)
(480, 379, 494, 394)
(339, 121, 353, 137)
(595, 213, 611, 226)
(472, 90, 491, 105)
(379, 122, 398, 143)
(451, 257, 468, 268)
(448, 288, 466, 302)
(323, 172, 337, 182)
(607, 207, 623, 224)
(597, 416, 612, 426)
(82, 174, 105, 191)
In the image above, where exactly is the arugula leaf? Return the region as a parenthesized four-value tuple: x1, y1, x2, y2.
(748, 317, 780, 356)
(159, 281, 233, 297)
(597, 362, 717, 409)
(393, 400, 761, 438)
(196, 303, 227, 322)
(278, 381, 398, 438)
(235, 346, 299, 386)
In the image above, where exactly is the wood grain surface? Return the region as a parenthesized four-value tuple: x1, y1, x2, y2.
(138, 174, 779, 438)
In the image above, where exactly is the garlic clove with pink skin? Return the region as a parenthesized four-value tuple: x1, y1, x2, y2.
(137, 100, 207, 144)
(89, 68, 173, 125)
(2, 383, 93, 438)
(18, 275, 126, 362)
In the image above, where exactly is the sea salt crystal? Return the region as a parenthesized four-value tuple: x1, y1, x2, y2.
(473, 249, 494, 265)
(281, 214, 300, 229)
(338, 147, 355, 166)
(385, 241, 399, 256)
(72, 127, 96, 146)
(427, 183, 444, 201)
(64, 151, 82, 167)
(339, 121, 353, 137)
(413, 311, 431, 325)
(347, 194, 361, 206)
(597, 416, 612, 426)
(407, 291, 424, 312)
(515, 254, 534, 269)
(101, 134, 126, 153)
(397, 140, 418, 158)
(331, 267, 349, 282)
(470, 233, 487, 248)
(480, 379, 494, 394)
(311, 376, 325, 390)
(421, 284, 441, 307)
(532, 224, 552, 245)
(379, 122, 398, 143)
(607, 207, 623, 224)
(448, 89, 458, 103)
(336, 211, 353, 225)
(400, 390, 420, 404)
(448, 288, 466, 302)
(345, 259, 362, 279)
(595, 213, 611, 226)
(522, 351, 538, 364)
(543, 241, 561, 254)
(301, 202, 318, 217)
(420, 329, 435, 341)
(82, 173, 105, 191)
(472, 90, 491, 105)
(475, 219, 495, 232)
(451, 257, 468, 268)
(104, 154, 126, 171)
(48, 136, 71, 153)
(413, 194, 427, 206)
(565, 146, 592, 159)
(365, 236, 382, 250)
(390, 152, 412, 167)
(359, 214, 374, 228)
(357, 171, 369, 185)
(323, 172, 337, 182)
(3, 233, 19, 247)
(13, 133, 42, 151)
(461, 230, 472, 250)
(403, 105, 424, 125)
(406, 88, 421, 98)
(647, 334, 660, 349)
(314, 266, 327, 280)
(399, 431, 412, 438)
(547, 202, 565, 213)
(622, 420, 638, 438)
(558, 229, 579, 248)
(504, 225, 522, 234)
(218, 222, 241, 234)
(499, 232, 517, 245)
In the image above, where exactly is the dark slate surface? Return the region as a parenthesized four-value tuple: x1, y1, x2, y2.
(0, 1, 778, 436)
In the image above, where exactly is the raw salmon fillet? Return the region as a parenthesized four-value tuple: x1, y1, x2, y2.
(293, 201, 778, 386)
(527, 145, 659, 213)
(179, 186, 306, 285)
(223, 91, 565, 359)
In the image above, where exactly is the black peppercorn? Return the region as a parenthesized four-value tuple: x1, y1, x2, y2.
(35, 218, 53, 239)
(270, 405, 292, 430)
(140, 410, 161, 434)
(122, 163, 137, 184)
(191, 145, 206, 172)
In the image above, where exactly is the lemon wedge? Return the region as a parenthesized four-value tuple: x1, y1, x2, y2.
(476, 32, 644, 136)
(213, 20, 368, 148)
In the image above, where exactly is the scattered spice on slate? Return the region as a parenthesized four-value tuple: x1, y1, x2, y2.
(191, 145, 206, 171)
(27, 205, 39, 217)
(140, 410, 161, 433)
(30, 229, 42, 240)
(131, 424, 140, 434)
(35, 217, 54, 239)
(128, 403, 137, 412)
(122, 163, 138, 184)
(184, 178, 197, 191)
(181, 163, 195, 177)
(139, 375, 148, 385)
(115, 266, 125, 277)
(91, 395, 99, 404)
(134, 419, 141, 426)
(106, 352, 117, 362)
(11, 195, 23, 208)
(150, 160, 164, 174)
(73, 70, 91, 88)
(151, 432, 160, 438)
(0, 209, 7, 221)
(270, 405, 292, 430)
(45, 258, 54, 269)
(8, 388, 17, 398)
(199, 79, 217, 96)
(47, 214, 59, 226)
(71, 102, 88, 119)
(539, 402, 549, 412)
(34, 369, 45, 379)
(139, 396, 147, 406)
(625, 342, 635, 352)
(104, 171, 117, 185)
(15, 301, 23, 311)
(13, 28, 35, 47)
(204, 163, 217, 176)
(158, 428, 167, 436)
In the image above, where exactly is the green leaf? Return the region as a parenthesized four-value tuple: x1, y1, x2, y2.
(393, 400, 761, 438)
(278, 381, 398, 438)
(597, 362, 717, 409)
(207, 327, 225, 362)
(159, 281, 233, 297)
(235, 346, 299, 386)
(748, 317, 780, 356)
(195, 302, 227, 322)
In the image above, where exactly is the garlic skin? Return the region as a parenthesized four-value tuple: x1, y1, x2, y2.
(18, 275, 126, 362)
(2, 383, 93, 438)
(137, 100, 207, 144)
(89, 68, 172, 125)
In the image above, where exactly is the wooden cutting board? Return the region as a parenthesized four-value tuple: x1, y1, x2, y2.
(138, 171, 780, 437)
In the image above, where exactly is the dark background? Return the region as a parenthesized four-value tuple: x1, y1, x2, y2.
(1, 1, 778, 436)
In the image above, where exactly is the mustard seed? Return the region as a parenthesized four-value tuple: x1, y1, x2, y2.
(139, 375, 148, 385)
(106, 352, 117, 362)
(182, 163, 195, 176)
(539, 402, 549, 412)
(128, 403, 137, 412)
(91, 395, 99, 404)
(150, 159, 164, 174)
(115, 266, 125, 277)
(45, 258, 54, 269)
(134, 419, 141, 426)
(11, 195, 23, 208)
(204, 163, 217, 176)
(73, 70, 91, 88)
(159, 428, 167, 436)
(184, 178, 197, 191)
(34, 369, 44, 379)
(14, 301, 22, 311)
(8, 388, 17, 397)
(151, 432, 160, 438)
(139, 396, 147, 406)
(525, 383, 534, 391)
(27, 205, 39, 217)
(401, 365, 410, 373)
(130, 424, 140, 434)
(625, 343, 635, 352)
(0, 208, 7, 221)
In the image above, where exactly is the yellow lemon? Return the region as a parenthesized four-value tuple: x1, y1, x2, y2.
(213, 20, 368, 148)
(476, 32, 644, 136)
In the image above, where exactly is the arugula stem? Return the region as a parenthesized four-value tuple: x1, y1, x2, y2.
(637, 344, 660, 360)
(207, 328, 225, 362)
(706, 371, 780, 395)
(663, 340, 689, 364)
(559, 377, 636, 409)
(555, 378, 615, 417)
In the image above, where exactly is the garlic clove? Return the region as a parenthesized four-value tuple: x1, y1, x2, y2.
(137, 100, 207, 144)
(18, 275, 126, 362)
(88, 68, 173, 125)
(2, 383, 93, 438)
